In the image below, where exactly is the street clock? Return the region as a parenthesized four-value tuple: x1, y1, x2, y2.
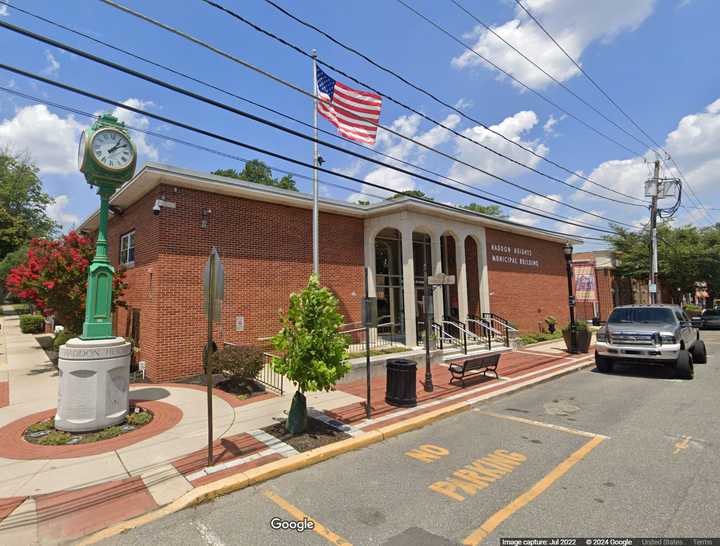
(78, 114, 137, 187)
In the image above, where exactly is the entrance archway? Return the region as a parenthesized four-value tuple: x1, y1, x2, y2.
(440, 234, 459, 319)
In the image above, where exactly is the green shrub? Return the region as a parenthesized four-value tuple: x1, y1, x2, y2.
(210, 345, 264, 382)
(562, 320, 589, 334)
(683, 304, 703, 317)
(38, 431, 72, 445)
(545, 315, 557, 326)
(519, 331, 563, 345)
(27, 419, 54, 433)
(53, 330, 77, 352)
(19, 314, 45, 334)
(127, 411, 152, 426)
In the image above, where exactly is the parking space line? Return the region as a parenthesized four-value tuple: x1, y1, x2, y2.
(476, 411, 609, 439)
(262, 489, 353, 546)
(462, 435, 605, 545)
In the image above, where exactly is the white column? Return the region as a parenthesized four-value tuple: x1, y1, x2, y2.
(478, 228, 490, 314)
(456, 234, 469, 323)
(431, 233, 444, 326)
(363, 229, 376, 297)
(401, 227, 417, 347)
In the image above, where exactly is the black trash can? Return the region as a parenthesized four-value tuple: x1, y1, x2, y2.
(385, 358, 417, 407)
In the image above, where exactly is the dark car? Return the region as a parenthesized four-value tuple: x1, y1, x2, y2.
(692, 308, 720, 330)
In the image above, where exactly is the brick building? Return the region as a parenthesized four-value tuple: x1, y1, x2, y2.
(572, 250, 634, 322)
(80, 163, 580, 382)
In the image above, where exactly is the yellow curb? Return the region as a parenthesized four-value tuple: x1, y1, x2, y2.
(76, 360, 593, 545)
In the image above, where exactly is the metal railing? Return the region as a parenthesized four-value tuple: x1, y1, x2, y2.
(442, 317, 468, 354)
(340, 319, 405, 355)
(223, 341, 284, 395)
(480, 312, 514, 348)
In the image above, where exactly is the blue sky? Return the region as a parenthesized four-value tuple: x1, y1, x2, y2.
(1, 0, 718, 249)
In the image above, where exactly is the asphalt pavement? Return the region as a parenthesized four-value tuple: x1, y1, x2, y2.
(104, 331, 720, 545)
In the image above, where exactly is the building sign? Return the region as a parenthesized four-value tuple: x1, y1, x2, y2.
(489, 243, 540, 268)
(574, 261, 597, 302)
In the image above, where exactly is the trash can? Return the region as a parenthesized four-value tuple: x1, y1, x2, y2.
(385, 358, 417, 407)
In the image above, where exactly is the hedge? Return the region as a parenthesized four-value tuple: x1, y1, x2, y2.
(19, 314, 44, 334)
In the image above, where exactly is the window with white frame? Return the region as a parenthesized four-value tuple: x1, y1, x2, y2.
(120, 231, 135, 266)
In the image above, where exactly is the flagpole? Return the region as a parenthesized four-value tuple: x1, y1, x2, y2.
(311, 49, 319, 277)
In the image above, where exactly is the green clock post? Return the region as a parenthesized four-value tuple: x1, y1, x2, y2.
(55, 114, 138, 432)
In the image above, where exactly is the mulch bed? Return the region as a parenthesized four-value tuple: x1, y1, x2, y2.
(24, 406, 153, 446)
(262, 417, 350, 452)
(177, 374, 267, 401)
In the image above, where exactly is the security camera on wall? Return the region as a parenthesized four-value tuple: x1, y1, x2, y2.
(152, 200, 162, 215)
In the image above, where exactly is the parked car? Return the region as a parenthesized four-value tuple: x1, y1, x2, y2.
(595, 304, 707, 379)
(692, 308, 720, 330)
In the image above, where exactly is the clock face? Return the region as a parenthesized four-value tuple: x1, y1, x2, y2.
(77, 130, 87, 170)
(90, 129, 134, 170)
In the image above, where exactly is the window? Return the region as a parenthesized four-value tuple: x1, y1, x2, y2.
(608, 307, 675, 324)
(120, 231, 135, 266)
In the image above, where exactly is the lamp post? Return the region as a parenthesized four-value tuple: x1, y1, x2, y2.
(564, 243, 578, 354)
(423, 240, 433, 392)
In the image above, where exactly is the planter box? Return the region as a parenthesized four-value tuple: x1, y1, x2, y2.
(562, 329, 592, 353)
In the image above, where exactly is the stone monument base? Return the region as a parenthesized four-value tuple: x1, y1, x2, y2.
(56, 337, 132, 432)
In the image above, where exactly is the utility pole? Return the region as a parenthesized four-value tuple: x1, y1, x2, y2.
(649, 159, 660, 304)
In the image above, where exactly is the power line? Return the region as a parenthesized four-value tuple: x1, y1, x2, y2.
(199, 0, 648, 208)
(0, 0, 623, 231)
(448, 0, 658, 153)
(0, 84, 616, 234)
(512, 0, 717, 227)
(0, 19, 640, 228)
(393, 0, 644, 158)
(0, 64, 611, 240)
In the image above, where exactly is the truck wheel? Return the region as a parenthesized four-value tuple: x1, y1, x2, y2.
(691, 340, 707, 364)
(674, 350, 694, 380)
(596, 354, 614, 373)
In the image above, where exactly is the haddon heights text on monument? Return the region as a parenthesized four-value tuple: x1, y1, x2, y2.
(490, 243, 541, 268)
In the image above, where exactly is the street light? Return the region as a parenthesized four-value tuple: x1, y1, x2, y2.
(564, 243, 578, 354)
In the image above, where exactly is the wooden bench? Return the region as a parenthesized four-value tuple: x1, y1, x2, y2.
(448, 353, 501, 386)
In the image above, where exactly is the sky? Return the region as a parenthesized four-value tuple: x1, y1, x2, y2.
(1, 0, 719, 250)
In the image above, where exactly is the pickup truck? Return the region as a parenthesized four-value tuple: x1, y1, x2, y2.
(595, 304, 707, 379)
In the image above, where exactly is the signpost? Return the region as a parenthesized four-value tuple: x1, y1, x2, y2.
(425, 264, 456, 392)
(203, 247, 224, 466)
(362, 267, 377, 419)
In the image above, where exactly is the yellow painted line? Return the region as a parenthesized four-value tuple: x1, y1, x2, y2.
(462, 434, 605, 545)
(262, 489, 352, 546)
(476, 411, 609, 439)
(674, 435, 691, 455)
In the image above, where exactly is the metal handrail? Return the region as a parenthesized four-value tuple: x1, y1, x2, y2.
(482, 313, 518, 332)
(223, 341, 284, 395)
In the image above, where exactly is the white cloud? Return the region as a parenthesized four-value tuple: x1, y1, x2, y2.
(0, 104, 84, 174)
(572, 96, 720, 218)
(46, 195, 80, 230)
(553, 210, 605, 236)
(451, 0, 655, 90)
(508, 193, 562, 226)
(43, 50, 60, 76)
(349, 113, 461, 200)
(543, 114, 565, 134)
(0, 3, 8, 17)
(454, 97, 473, 110)
(447, 110, 548, 185)
(104, 98, 160, 163)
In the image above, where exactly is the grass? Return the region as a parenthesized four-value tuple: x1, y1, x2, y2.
(347, 345, 408, 359)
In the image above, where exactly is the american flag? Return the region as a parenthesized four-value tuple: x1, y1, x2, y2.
(316, 66, 382, 145)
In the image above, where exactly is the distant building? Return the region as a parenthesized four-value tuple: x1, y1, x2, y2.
(572, 250, 634, 322)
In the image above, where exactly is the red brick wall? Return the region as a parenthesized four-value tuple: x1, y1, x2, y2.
(485, 229, 569, 332)
(109, 185, 364, 382)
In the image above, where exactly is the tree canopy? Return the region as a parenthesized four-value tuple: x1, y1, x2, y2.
(0, 151, 57, 259)
(605, 223, 720, 300)
(462, 202, 506, 218)
(389, 190, 434, 201)
(212, 160, 298, 191)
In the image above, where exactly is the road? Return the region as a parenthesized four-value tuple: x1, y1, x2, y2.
(105, 331, 720, 545)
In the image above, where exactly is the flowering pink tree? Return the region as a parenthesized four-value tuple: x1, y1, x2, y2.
(6, 231, 126, 333)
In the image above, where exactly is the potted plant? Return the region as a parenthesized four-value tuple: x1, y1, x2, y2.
(545, 315, 558, 334)
(562, 320, 591, 353)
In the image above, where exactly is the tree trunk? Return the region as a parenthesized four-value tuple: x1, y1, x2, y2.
(286, 390, 307, 435)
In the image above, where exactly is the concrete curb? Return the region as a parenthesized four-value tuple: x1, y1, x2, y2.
(77, 355, 596, 545)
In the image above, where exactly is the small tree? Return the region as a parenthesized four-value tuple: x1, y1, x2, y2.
(5, 231, 126, 333)
(271, 274, 350, 434)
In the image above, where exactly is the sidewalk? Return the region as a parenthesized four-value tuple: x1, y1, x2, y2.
(0, 311, 596, 545)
